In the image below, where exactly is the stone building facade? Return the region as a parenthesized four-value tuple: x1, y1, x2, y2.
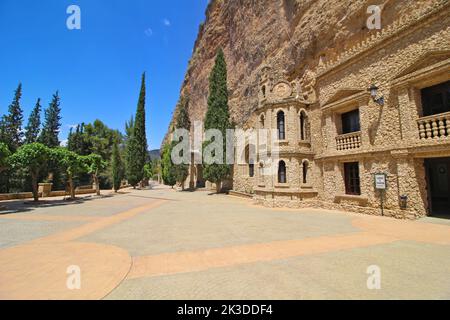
(232, 1, 450, 219)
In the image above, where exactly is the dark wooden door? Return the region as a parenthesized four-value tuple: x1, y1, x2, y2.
(426, 158, 450, 216)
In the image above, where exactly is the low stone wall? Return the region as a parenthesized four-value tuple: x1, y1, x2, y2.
(0, 192, 36, 201)
(229, 190, 254, 199)
(0, 189, 97, 201)
(251, 194, 420, 220)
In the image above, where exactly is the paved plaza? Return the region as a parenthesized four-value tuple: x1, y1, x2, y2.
(0, 186, 449, 300)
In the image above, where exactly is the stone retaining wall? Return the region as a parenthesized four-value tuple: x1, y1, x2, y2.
(0, 189, 97, 201)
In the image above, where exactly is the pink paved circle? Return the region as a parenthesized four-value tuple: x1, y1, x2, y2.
(0, 242, 131, 300)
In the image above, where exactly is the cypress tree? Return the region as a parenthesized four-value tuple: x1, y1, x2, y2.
(133, 72, 148, 181)
(39, 91, 62, 148)
(161, 142, 176, 187)
(175, 95, 191, 131)
(24, 98, 42, 144)
(111, 140, 123, 192)
(0, 83, 24, 152)
(203, 48, 232, 193)
(173, 95, 191, 190)
(126, 73, 148, 187)
(125, 134, 140, 187)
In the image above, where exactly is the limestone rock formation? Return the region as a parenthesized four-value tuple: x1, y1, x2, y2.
(164, 0, 436, 143)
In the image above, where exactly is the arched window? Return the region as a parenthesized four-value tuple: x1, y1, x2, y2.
(302, 161, 308, 184)
(259, 162, 264, 184)
(245, 145, 255, 178)
(300, 111, 308, 141)
(249, 163, 255, 177)
(260, 114, 265, 128)
(278, 160, 287, 184)
(277, 111, 285, 140)
(261, 85, 266, 98)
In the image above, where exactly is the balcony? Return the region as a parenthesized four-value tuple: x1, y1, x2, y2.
(417, 111, 450, 140)
(336, 131, 361, 151)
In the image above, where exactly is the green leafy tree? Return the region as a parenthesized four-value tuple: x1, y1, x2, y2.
(67, 120, 122, 189)
(84, 120, 120, 160)
(0, 143, 11, 173)
(39, 91, 62, 148)
(9, 143, 50, 202)
(148, 158, 162, 183)
(67, 124, 90, 155)
(203, 48, 232, 193)
(0, 83, 24, 152)
(124, 116, 134, 143)
(111, 140, 123, 192)
(161, 143, 176, 187)
(82, 154, 107, 196)
(24, 98, 42, 144)
(51, 148, 86, 200)
(144, 162, 153, 180)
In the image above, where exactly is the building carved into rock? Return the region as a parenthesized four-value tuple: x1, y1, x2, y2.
(232, 0, 450, 219)
(168, 0, 450, 219)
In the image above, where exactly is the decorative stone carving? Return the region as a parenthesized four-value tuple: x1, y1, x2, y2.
(272, 81, 292, 99)
(299, 69, 317, 103)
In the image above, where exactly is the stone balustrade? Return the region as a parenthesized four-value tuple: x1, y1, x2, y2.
(336, 131, 362, 151)
(417, 111, 450, 140)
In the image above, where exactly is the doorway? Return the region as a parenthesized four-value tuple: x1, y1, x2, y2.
(425, 158, 450, 217)
(196, 165, 205, 188)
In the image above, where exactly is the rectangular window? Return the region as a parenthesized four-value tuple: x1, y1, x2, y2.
(421, 81, 450, 116)
(341, 109, 360, 134)
(344, 162, 361, 195)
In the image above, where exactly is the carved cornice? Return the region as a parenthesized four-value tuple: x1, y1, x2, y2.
(316, 0, 450, 79)
(321, 91, 371, 112)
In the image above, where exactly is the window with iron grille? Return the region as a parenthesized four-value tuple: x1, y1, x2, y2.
(278, 161, 287, 184)
(277, 111, 285, 140)
(344, 162, 361, 195)
(421, 81, 450, 116)
(249, 164, 254, 177)
(341, 109, 360, 134)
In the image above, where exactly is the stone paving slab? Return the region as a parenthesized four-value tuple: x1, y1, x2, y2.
(0, 186, 449, 300)
(106, 241, 450, 300)
(0, 219, 84, 249)
(0, 242, 131, 300)
(79, 193, 358, 256)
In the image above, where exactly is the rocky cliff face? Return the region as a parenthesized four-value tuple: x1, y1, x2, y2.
(164, 0, 432, 142)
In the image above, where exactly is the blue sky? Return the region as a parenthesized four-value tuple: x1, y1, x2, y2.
(0, 0, 208, 150)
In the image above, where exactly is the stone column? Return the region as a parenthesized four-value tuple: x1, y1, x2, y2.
(392, 150, 426, 217)
(397, 85, 420, 143)
(267, 109, 273, 149)
(358, 97, 371, 149)
(288, 105, 298, 145)
(322, 111, 333, 151)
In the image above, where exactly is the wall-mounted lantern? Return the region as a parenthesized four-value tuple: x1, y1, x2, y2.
(368, 84, 385, 106)
(399, 195, 408, 210)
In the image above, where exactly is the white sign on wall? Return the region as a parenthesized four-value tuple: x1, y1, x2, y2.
(374, 173, 387, 190)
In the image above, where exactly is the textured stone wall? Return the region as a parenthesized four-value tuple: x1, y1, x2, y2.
(164, 0, 436, 142)
(167, 0, 450, 219)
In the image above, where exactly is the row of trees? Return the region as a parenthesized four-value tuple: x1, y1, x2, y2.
(0, 84, 63, 193)
(1, 48, 233, 196)
(0, 84, 62, 152)
(161, 49, 233, 193)
(7, 144, 106, 201)
(0, 72, 152, 201)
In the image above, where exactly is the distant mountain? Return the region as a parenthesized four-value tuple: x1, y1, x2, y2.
(148, 149, 160, 161)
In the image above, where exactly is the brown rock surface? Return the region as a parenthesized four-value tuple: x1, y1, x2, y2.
(163, 0, 435, 144)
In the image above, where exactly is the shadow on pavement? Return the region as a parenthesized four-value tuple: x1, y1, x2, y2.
(0, 192, 122, 215)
